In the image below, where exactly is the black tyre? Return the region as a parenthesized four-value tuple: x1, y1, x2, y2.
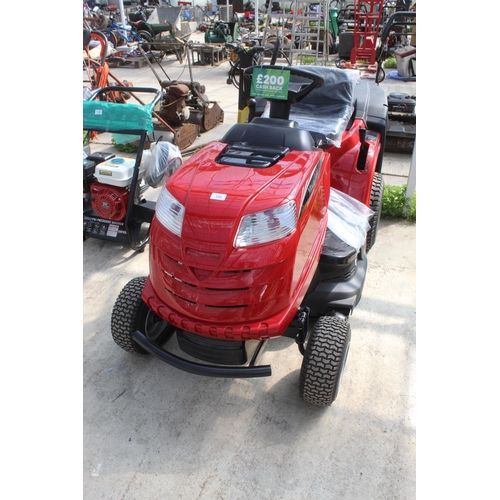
(365, 172, 384, 253)
(111, 276, 171, 355)
(137, 30, 153, 52)
(299, 315, 351, 406)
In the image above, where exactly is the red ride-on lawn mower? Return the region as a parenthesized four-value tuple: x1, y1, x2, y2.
(111, 65, 387, 406)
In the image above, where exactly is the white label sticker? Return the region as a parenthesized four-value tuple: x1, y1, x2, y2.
(95, 109, 103, 115)
(107, 225, 119, 237)
(210, 193, 227, 201)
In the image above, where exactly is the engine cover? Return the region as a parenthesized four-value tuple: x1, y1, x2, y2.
(145, 140, 330, 340)
(90, 182, 129, 221)
(161, 83, 190, 125)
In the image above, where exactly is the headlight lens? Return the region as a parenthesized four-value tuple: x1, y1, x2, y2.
(155, 187, 185, 237)
(234, 200, 297, 247)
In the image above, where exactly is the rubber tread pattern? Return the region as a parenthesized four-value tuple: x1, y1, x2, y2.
(111, 276, 150, 354)
(299, 315, 351, 406)
(366, 171, 384, 253)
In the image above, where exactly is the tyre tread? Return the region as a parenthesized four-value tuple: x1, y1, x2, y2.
(299, 316, 351, 406)
(366, 172, 384, 252)
(110, 276, 149, 355)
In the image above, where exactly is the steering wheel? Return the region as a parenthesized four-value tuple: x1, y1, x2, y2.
(243, 65, 325, 104)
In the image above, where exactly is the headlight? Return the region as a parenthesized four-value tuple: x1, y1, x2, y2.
(234, 200, 297, 248)
(155, 187, 185, 237)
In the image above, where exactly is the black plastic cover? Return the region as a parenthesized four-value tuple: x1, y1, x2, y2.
(221, 120, 316, 152)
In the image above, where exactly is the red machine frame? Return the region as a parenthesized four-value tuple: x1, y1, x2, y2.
(350, 0, 385, 66)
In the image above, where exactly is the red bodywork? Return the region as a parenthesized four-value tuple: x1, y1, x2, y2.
(143, 141, 330, 341)
(326, 118, 382, 207)
(142, 115, 380, 343)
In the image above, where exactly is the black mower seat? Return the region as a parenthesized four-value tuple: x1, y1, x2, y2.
(221, 117, 316, 152)
(286, 66, 360, 147)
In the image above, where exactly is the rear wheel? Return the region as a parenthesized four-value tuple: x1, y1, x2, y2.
(365, 172, 384, 252)
(137, 30, 153, 52)
(299, 315, 351, 406)
(111, 276, 172, 354)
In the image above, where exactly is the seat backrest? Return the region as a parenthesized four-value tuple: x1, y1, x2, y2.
(286, 66, 360, 147)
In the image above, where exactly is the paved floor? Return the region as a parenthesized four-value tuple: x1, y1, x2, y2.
(83, 40, 416, 499)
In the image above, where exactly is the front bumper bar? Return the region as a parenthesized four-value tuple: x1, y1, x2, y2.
(132, 330, 272, 378)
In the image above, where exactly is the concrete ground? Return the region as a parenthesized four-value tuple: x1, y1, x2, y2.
(83, 39, 416, 499)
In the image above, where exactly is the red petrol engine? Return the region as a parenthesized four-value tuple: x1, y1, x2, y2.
(90, 183, 130, 222)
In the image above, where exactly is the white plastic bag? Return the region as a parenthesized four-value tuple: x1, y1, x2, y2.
(142, 141, 182, 188)
(327, 188, 374, 251)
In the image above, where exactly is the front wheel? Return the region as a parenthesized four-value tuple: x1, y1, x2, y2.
(299, 315, 351, 406)
(111, 276, 172, 354)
